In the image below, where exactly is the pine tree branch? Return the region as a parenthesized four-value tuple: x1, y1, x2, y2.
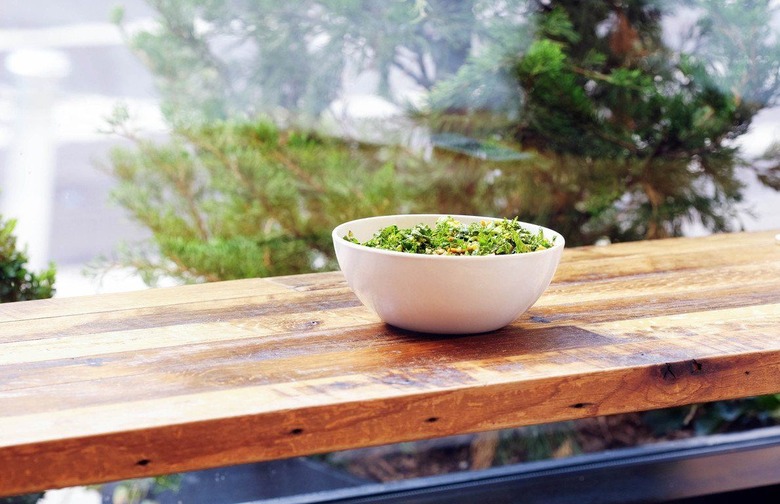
(392, 48, 435, 89)
(588, 127, 639, 153)
(415, 48, 435, 88)
(178, 128, 283, 238)
(270, 150, 326, 194)
(147, 0, 236, 107)
(177, 175, 210, 242)
(570, 66, 646, 91)
(165, 251, 221, 283)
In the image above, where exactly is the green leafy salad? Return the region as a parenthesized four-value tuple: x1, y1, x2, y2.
(343, 216, 555, 256)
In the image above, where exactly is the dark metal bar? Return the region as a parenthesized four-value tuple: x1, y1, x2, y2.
(254, 426, 780, 504)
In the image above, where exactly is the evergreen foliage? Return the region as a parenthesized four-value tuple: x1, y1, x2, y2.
(0, 216, 55, 302)
(106, 0, 780, 282)
(428, 0, 780, 242)
(113, 0, 487, 123)
(107, 117, 417, 282)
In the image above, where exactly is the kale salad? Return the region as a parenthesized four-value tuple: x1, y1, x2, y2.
(343, 216, 555, 256)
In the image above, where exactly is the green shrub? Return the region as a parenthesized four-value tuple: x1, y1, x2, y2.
(105, 119, 420, 283)
(427, 0, 780, 243)
(0, 216, 55, 302)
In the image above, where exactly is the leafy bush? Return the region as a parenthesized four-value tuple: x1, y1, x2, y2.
(106, 118, 420, 283)
(0, 216, 55, 302)
(427, 0, 780, 243)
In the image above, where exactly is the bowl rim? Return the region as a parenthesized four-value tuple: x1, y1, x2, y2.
(332, 213, 565, 261)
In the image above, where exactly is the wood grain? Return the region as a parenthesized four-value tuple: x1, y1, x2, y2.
(0, 230, 779, 496)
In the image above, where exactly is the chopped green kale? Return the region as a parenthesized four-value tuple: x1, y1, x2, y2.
(344, 216, 555, 256)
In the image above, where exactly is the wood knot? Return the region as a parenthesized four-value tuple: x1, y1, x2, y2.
(660, 360, 709, 382)
(661, 363, 677, 381)
(570, 402, 594, 409)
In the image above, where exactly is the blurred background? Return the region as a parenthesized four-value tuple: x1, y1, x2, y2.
(0, 0, 161, 295)
(1, 0, 779, 298)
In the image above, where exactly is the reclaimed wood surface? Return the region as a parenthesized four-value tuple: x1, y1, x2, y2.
(1, 230, 779, 496)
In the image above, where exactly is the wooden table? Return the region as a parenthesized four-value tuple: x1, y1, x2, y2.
(1, 230, 779, 497)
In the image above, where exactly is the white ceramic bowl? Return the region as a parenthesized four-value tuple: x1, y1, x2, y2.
(332, 214, 565, 334)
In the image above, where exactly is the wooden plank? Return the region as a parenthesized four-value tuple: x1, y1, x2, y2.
(0, 230, 778, 497)
(3, 282, 775, 413)
(0, 287, 363, 344)
(540, 261, 780, 306)
(1, 344, 778, 496)
(554, 231, 779, 281)
(0, 277, 293, 323)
